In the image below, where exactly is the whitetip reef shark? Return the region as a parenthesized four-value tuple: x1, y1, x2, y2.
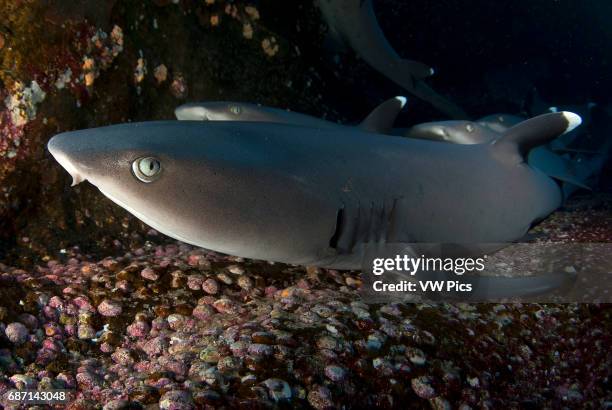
(402, 115, 597, 198)
(177, 101, 596, 198)
(48, 112, 581, 299)
(175, 96, 407, 134)
(316, 0, 468, 119)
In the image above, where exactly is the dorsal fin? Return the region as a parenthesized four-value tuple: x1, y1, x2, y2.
(359, 96, 407, 134)
(493, 112, 582, 159)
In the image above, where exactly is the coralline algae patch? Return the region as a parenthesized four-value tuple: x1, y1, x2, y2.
(0, 98, 25, 161)
(193, 0, 279, 53)
(3, 81, 46, 128)
(0, 198, 609, 409)
(80, 26, 125, 91)
(0, 0, 280, 170)
(0, 238, 608, 409)
(0, 81, 45, 161)
(0, 23, 124, 167)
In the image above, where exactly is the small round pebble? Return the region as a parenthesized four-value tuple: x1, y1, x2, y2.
(248, 343, 273, 356)
(406, 347, 427, 365)
(103, 400, 131, 410)
(192, 304, 215, 321)
(127, 320, 150, 338)
(308, 385, 334, 410)
(167, 314, 186, 331)
(202, 278, 219, 295)
(324, 365, 347, 382)
(237, 275, 253, 290)
(212, 298, 239, 315)
(217, 273, 233, 285)
(264, 378, 292, 402)
(187, 274, 204, 290)
(77, 324, 96, 340)
(5, 322, 28, 345)
(141, 267, 159, 281)
(97, 299, 123, 317)
(412, 376, 437, 399)
(227, 265, 245, 275)
(159, 389, 195, 410)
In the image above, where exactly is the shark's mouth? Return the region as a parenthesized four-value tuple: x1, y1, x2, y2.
(49, 149, 86, 187)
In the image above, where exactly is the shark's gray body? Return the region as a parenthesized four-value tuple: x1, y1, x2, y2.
(179, 101, 595, 200)
(403, 120, 495, 144)
(48, 113, 578, 297)
(317, 0, 467, 119)
(174, 97, 406, 134)
(48, 116, 571, 263)
(176, 101, 343, 128)
(478, 114, 525, 133)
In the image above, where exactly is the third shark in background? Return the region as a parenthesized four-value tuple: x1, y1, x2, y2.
(316, 0, 468, 119)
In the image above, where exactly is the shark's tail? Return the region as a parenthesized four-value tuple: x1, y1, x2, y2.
(561, 150, 609, 198)
(527, 147, 594, 198)
(555, 107, 612, 197)
(398, 58, 435, 80)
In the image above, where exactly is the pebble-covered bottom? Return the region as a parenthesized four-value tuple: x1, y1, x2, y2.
(0, 195, 610, 409)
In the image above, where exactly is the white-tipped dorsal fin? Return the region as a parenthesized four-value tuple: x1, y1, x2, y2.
(359, 96, 407, 134)
(493, 111, 582, 159)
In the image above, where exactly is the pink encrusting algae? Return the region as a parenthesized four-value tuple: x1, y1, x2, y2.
(0, 196, 610, 408)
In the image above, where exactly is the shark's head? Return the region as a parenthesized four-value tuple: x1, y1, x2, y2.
(406, 121, 498, 145)
(174, 102, 271, 122)
(47, 121, 339, 264)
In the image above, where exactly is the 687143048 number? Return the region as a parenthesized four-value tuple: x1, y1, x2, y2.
(3, 389, 74, 405)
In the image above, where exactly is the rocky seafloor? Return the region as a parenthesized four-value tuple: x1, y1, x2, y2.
(0, 194, 610, 409)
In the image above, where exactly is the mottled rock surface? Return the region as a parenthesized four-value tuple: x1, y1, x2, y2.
(0, 196, 610, 408)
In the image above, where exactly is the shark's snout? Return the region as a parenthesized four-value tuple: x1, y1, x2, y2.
(47, 134, 87, 187)
(174, 105, 210, 121)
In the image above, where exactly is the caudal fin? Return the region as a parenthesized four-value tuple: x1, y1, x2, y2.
(398, 59, 435, 80)
(527, 147, 593, 192)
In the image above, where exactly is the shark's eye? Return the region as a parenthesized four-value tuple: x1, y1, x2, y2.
(229, 105, 242, 115)
(132, 157, 162, 183)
